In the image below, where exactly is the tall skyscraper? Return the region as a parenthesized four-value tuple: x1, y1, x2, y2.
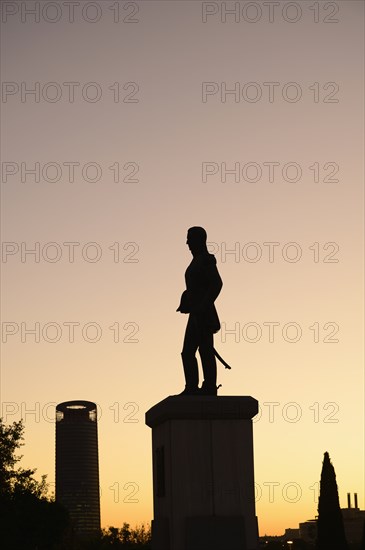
(56, 400, 100, 537)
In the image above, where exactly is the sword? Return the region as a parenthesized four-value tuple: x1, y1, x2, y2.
(213, 348, 232, 370)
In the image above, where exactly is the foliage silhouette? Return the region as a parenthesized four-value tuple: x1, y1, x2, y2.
(0, 417, 70, 549)
(316, 451, 348, 550)
(68, 523, 151, 549)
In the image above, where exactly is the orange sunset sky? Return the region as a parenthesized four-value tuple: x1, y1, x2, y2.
(1, 0, 364, 536)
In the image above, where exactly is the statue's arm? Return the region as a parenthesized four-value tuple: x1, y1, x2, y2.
(196, 258, 222, 312)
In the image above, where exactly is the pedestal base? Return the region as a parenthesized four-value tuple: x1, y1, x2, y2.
(146, 395, 259, 550)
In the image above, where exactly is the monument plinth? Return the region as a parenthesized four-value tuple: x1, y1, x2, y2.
(146, 395, 259, 550)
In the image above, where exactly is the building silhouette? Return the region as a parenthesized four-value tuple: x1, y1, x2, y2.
(297, 492, 365, 546)
(341, 493, 365, 546)
(56, 400, 100, 537)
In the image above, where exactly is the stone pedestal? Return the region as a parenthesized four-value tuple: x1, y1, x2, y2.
(145, 395, 259, 550)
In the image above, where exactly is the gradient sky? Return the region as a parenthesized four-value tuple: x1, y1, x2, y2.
(1, 0, 364, 537)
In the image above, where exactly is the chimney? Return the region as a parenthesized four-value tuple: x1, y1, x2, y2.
(347, 493, 351, 508)
(354, 493, 358, 509)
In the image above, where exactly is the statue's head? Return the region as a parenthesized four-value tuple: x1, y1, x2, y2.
(187, 226, 207, 254)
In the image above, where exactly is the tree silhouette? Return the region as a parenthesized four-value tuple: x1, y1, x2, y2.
(99, 523, 151, 548)
(0, 417, 69, 549)
(0, 418, 47, 497)
(316, 451, 348, 550)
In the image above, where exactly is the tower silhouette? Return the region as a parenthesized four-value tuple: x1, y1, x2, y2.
(56, 400, 100, 537)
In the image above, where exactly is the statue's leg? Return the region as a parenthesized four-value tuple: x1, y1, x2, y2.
(181, 314, 199, 392)
(198, 328, 217, 394)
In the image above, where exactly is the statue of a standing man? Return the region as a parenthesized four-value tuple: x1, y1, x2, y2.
(176, 227, 223, 396)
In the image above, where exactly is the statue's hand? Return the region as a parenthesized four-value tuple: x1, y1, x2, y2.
(176, 291, 190, 313)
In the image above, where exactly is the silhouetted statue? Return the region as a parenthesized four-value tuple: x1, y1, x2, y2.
(176, 227, 226, 396)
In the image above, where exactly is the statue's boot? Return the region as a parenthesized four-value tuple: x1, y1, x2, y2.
(200, 381, 221, 396)
(179, 352, 199, 395)
(200, 351, 218, 395)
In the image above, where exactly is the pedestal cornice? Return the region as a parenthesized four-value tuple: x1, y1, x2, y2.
(145, 395, 258, 428)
